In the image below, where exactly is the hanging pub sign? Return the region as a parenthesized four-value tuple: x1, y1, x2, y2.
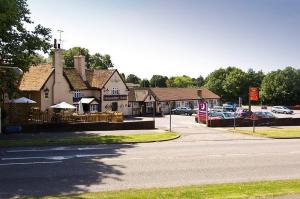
(249, 87, 259, 101)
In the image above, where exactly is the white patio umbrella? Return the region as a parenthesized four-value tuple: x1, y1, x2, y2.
(10, 97, 36, 104)
(78, 100, 84, 114)
(50, 102, 76, 109)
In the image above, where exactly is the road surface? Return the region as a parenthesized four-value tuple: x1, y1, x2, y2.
(1, 115, 300, 198)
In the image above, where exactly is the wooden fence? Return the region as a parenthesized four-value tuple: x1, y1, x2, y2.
(5, 105, 124, 124)
(30, 110, 124, 124)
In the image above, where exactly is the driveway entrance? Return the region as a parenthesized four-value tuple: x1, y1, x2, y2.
(155, 115, 268, 142)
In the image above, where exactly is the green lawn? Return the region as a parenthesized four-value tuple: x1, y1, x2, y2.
(26, 179, 300, 199)
(230, 128, 300, 138)
(0, 132, 179, 147)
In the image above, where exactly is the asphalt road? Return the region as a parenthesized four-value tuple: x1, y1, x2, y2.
(1, 115, 300, 198)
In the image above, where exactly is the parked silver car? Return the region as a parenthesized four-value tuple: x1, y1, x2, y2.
(271, 106, 293, 114)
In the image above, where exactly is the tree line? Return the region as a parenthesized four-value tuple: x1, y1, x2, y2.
(125, 66, 300, 106)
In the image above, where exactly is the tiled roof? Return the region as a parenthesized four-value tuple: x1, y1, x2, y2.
(19, 64, 117, 91)
(19, 64, 54, 91)
(149, 87, 220, 101)
(128, 88, 149, 102)
(63, 68, 88, 90)
(86, 69, 116, 89)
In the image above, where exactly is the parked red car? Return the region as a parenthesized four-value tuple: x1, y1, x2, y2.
(195, 112, 222, 123)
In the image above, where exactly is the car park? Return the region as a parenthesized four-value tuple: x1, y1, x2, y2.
(171, 107, 193, 116)
(271, 106, 293, 114)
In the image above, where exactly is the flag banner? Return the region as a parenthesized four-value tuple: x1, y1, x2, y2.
(198, 101, 207, 121)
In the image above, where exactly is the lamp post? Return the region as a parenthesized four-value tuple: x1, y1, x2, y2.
(0, 66, 23, 134)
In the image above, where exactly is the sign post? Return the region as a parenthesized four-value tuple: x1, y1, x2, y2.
(250, 114, 258, 133)
(169, 102, 172, 132)
(198, 101, 208, 126)
(249, 87, 259, 111)
(233, 110, 236, 131)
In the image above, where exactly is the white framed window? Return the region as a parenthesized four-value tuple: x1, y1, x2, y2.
(112, 88, 119, 95)
(74, 90, 81, 98)
(44, 92, 49, 99)
(90, 104, 98, 112)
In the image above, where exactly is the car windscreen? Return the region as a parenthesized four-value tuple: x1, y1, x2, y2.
(223, 112, 233, 117)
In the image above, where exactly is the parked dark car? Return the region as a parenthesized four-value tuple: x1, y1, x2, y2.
(171, 107, 193, 116)
(237, 108, 252, 118)
(253, 111, 276, 119)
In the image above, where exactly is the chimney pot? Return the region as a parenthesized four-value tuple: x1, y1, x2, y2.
(54, 39, 57, 49)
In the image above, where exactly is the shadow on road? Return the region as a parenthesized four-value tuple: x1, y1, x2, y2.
(0, 143, 135, 198)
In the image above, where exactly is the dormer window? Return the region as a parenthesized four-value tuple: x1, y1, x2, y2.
(112, 88, 119, 95)
(74, 90, 81, 98)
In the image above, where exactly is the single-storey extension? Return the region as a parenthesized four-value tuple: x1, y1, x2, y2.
(128, 87, 220, 116)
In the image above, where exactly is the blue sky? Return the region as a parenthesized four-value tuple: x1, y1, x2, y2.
(27, 0, 300, 79)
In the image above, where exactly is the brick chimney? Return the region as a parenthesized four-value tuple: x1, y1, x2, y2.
(197, 89, 202, 99)
(74, 55, 86, 81)
(52, 47, 65, 104)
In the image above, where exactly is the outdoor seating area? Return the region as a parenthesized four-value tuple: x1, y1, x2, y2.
(29, 110, 124, 124)
(3, 102, 124, 125)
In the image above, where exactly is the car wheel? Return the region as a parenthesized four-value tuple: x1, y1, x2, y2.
(283, 111, 287, 114)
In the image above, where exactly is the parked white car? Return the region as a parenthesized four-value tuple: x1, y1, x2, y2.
(271, 106, 293, 114)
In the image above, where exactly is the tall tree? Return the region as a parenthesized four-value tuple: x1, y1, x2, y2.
(101, 54, 114, 69)
(140, 79, 150, 87)
(193, 75, 204, 87)
(90, 53, 103, 68)
(150, 75, 168, 87)
(29, 54, 47, 66)
(90, 53, 114, 69)
(126, 74, 141, 84)
(63, 47, 90, 68)
(260, 67, 300, 105)
(167, 75, 194, 88)
(222, 68, 248, 102)
(0, 0, 52, 100)
(204, 67, 247, 102)
(204, 68, 228, 100)
(247, 68, 265, 88)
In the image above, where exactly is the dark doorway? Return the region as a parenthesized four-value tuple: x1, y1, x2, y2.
(83, 104, 89, 113)
(112, 102, 118, 111)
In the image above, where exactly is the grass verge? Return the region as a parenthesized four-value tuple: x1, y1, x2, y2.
(25, 179, 300, 199)
(0, 132, 179, 147)
(230, 128, 300, 138)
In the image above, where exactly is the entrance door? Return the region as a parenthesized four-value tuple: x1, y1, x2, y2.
(112, 102, 118, 111)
